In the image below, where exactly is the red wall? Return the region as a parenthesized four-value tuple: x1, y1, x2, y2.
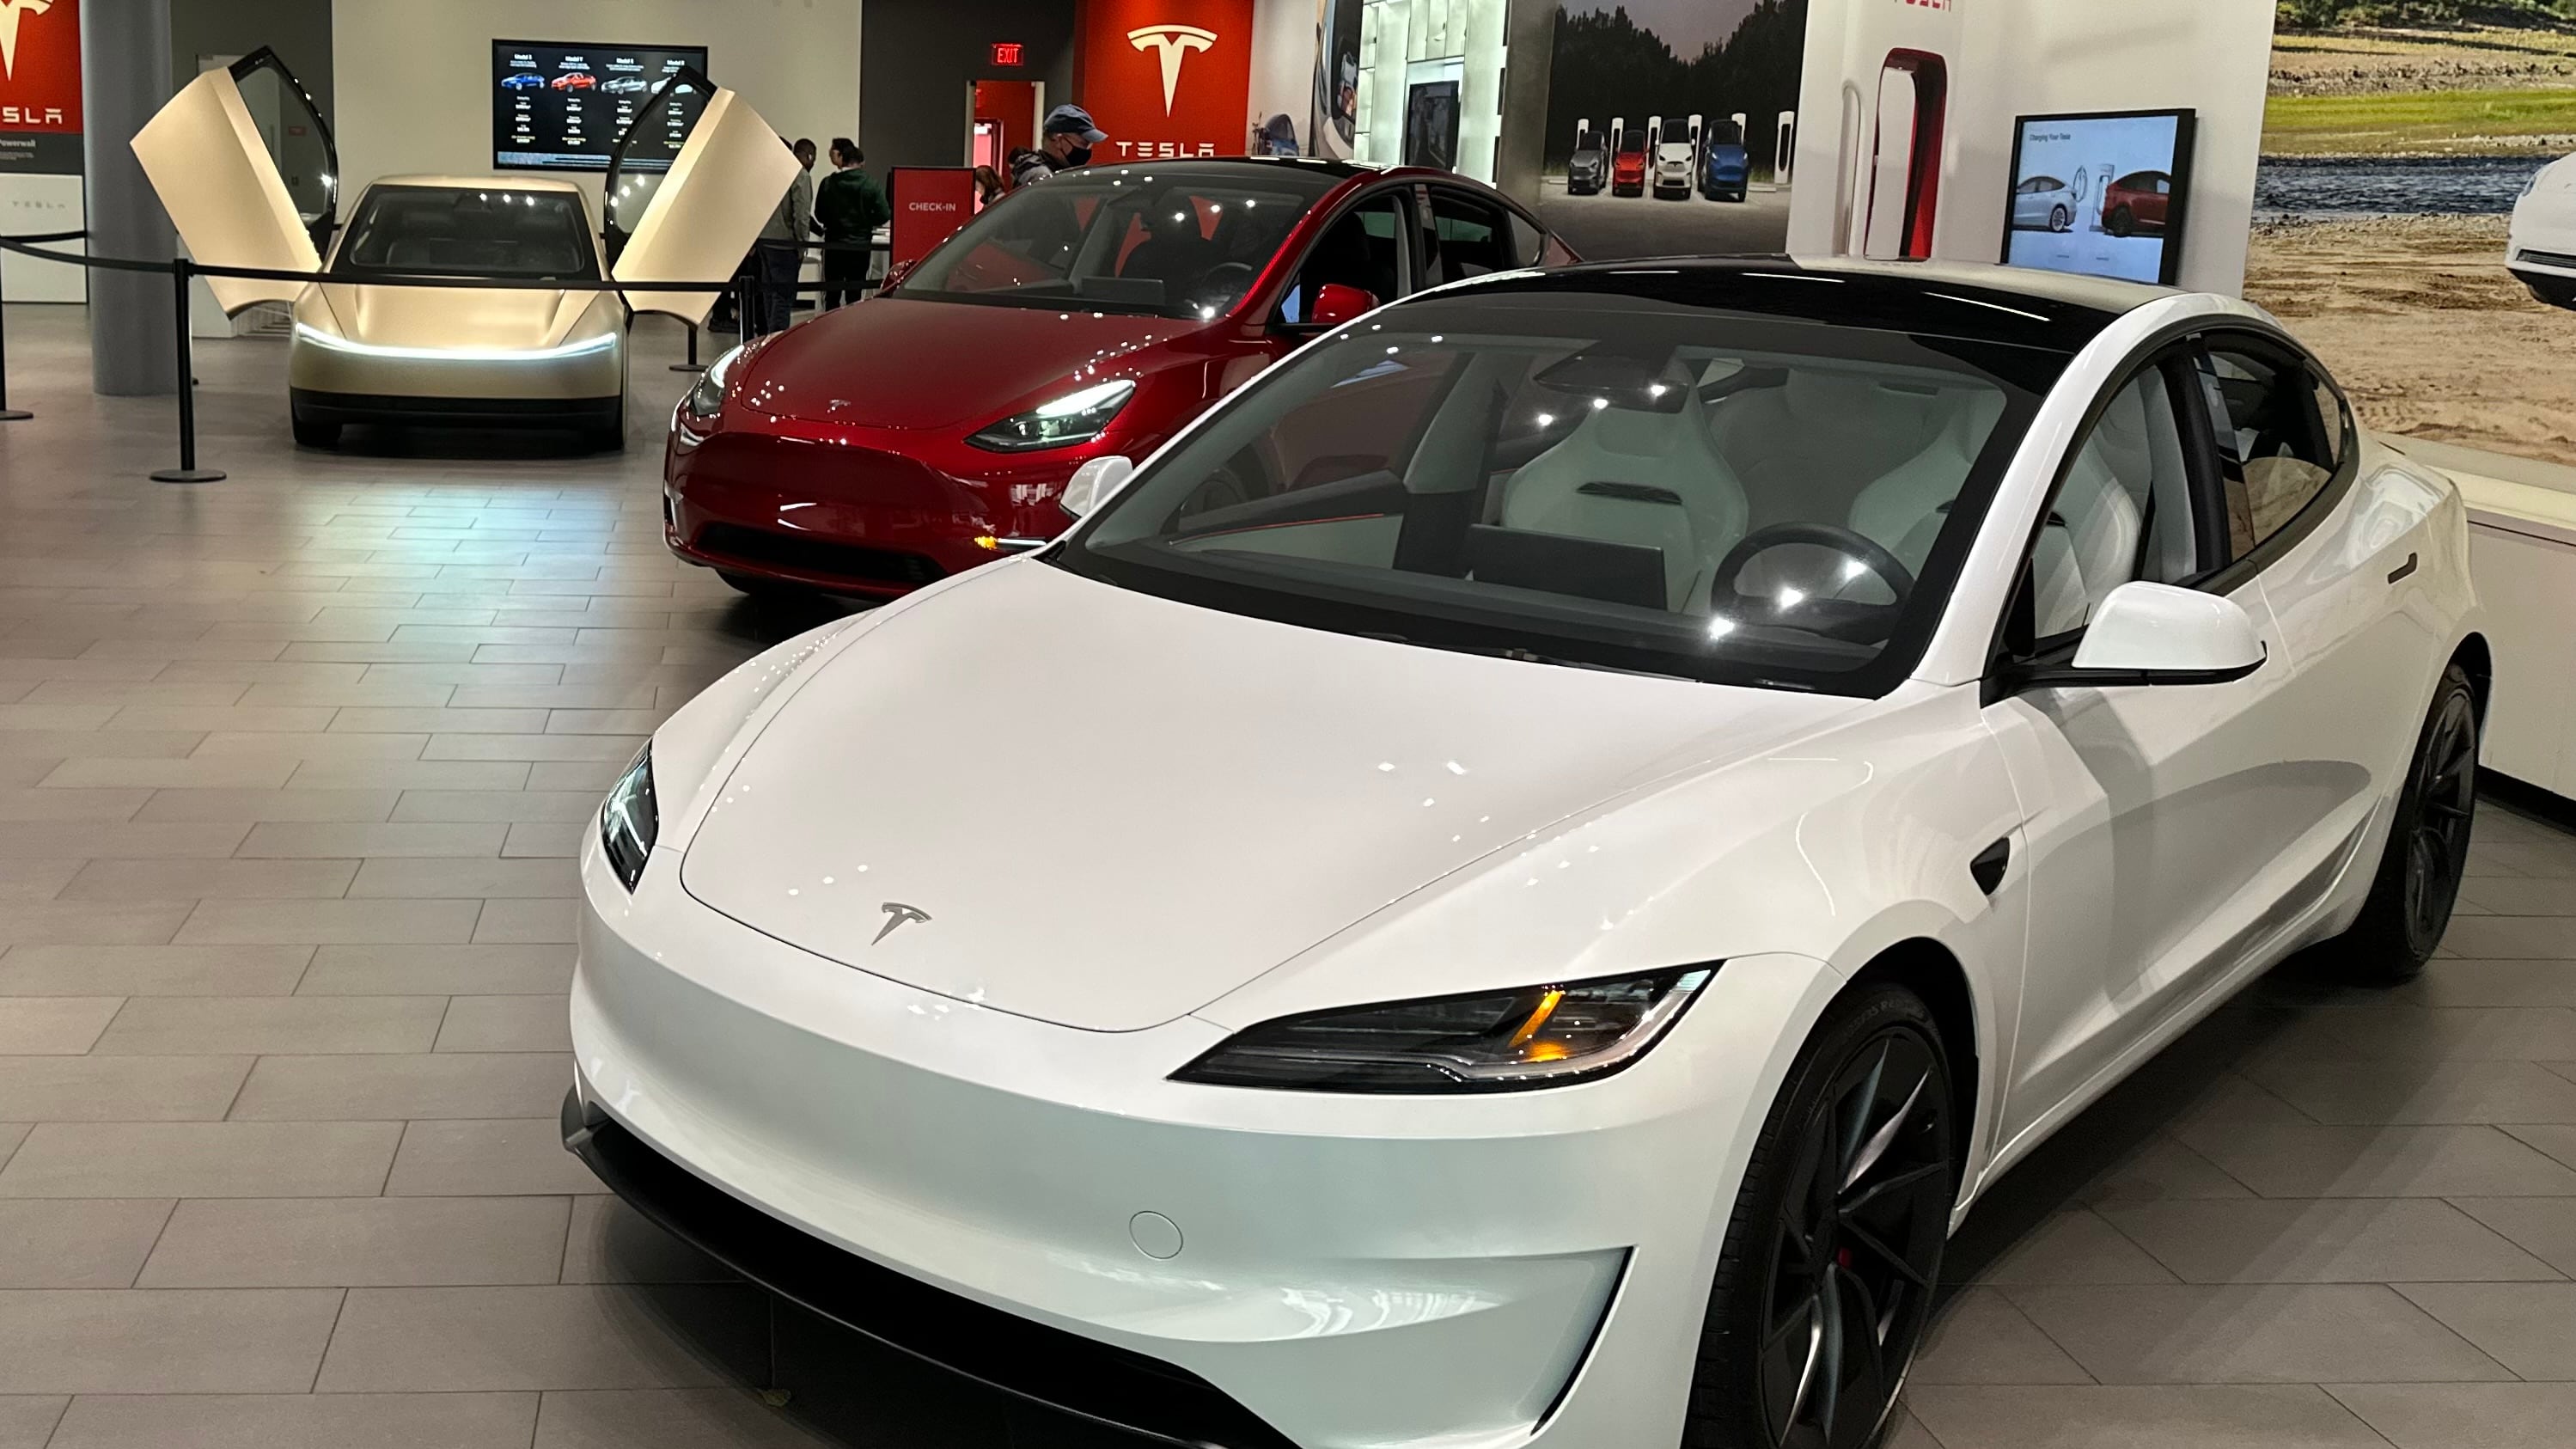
(1077, 0, 1253, 162)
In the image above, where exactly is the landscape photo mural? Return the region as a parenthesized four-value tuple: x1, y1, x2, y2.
(2244, 5, 2576, 468)
(1529, 0, 1810, 259)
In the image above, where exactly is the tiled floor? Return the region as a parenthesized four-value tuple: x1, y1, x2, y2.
(3, 303, 2574, 1448)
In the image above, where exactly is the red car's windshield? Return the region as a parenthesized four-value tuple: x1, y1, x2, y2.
(895, 162, 1342, 320)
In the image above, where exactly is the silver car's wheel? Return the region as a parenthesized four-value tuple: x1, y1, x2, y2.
(2049, 205, 2070, 232)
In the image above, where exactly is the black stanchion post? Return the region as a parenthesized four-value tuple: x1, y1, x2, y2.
(736, 273, 755, 341)
(150, 257, 224, 484)
(670, 320, 703, 374)
(0, 255, 29, 422)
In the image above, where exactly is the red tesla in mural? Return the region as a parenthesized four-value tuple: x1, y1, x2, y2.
(665, 158, 1571, 598)
(2103, 169, 2173, 237)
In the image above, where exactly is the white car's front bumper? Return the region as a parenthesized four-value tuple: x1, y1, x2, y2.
(567, 837, 1842, 1448)
(2508, 186, 2576, 305)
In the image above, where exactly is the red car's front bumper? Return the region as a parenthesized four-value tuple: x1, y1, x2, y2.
(662, 424, 1126, 597)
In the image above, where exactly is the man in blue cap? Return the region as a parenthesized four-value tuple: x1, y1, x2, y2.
(1009, 104, 1108, 189)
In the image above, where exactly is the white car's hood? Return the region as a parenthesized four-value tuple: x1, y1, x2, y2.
(678, 562, 1857, 1031)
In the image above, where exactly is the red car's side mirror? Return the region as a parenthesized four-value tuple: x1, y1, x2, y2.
(1310, 282, 1377, 327)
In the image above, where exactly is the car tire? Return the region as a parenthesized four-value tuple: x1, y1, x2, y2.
(291, 413, 340, 449)
(2107, 206, 2134, 238)
(2050, 205, 2070, 233)
(1688, 981, 1954, 1449)
(2332, 663, 2480, 986)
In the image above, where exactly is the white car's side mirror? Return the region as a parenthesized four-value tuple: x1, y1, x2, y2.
(2014, 580, 2267, 690)
(1059, 455, 1133, 519)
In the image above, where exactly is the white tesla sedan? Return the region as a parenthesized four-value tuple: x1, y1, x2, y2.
(2509, 152, 2576, 309)
(566, 259, 2486, 1449)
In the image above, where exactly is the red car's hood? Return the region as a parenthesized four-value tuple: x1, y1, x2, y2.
(735, 297, 1215, 431)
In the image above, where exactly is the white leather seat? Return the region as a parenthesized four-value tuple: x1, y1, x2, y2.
(1846, 389, 2007, 574)
(2031, 379, 2168, 637)
(1501, 388, 1748, 613)
(1711, 370, 1938, 529)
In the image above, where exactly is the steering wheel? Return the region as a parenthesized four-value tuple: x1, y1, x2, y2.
(1707, 523, 1917, 642)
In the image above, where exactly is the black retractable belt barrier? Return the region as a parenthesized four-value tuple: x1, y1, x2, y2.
(150, 258, 224, 484)
(0, 231, 891, 480)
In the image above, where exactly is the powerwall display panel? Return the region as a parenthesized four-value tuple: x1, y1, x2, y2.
(2001, 109, 2196, 285)
(492, 40, 710, 172)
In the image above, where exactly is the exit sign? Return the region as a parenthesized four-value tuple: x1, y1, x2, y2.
(990, 42, 1023, 66)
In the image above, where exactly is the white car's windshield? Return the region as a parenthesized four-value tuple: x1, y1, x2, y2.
(1056, 284, 2068, 694)
(894, 162, 1340, 320)
(337, 186, 600, 280)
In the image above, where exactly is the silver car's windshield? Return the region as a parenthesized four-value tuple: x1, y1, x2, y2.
(336, 186, 601, 280)
(1054, 289, 2067, 696)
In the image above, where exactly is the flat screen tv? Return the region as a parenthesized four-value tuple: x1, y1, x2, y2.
(492, 40, 710, 173)
(2000, 108, 2196, 286)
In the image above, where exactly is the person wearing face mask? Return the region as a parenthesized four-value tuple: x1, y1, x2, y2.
(1009, 104, 1107, 188)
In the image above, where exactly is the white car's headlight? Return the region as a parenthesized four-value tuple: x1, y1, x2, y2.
(599, 746, 659, 891)
(1174, 966, 1712, 1093)
(968, 378, 1137, 452)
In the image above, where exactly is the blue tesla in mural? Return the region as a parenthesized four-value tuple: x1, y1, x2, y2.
(1701, 125, 1749, 202)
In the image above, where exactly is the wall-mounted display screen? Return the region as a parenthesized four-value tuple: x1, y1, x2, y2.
(491, 40, 709, 173)
(2001, 109, 2195, 286)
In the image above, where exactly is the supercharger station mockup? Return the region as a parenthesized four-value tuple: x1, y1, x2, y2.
(1783, 0, 2273, 296)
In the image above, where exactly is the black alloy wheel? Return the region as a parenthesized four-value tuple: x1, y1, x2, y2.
(1691, 985, 1954, 1449)
(2403, 685, 2478, 949)
(2336, 662, 2480, 984)
(2107, 205, 2135, 238)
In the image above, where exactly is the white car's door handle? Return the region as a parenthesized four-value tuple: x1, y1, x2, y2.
(2387, 552, 2420, 585)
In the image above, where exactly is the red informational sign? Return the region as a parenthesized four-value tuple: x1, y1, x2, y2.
(990, 41, 1023, 68)
(888, 167, 979, 271)
(1077, 0, 1253, 163)
(0, 0, 82, 153)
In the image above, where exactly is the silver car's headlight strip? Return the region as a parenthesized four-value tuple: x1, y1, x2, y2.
(599, 746, 659, 892)
(1172, 966, 1712, 1094)
(292, 321, 618, 363)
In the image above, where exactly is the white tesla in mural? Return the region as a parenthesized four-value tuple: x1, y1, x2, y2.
(566, 259, 2485, 1448)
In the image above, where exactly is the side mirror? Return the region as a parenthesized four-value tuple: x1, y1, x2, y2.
(2011, 581, 2267, 691)
(1309, 282, 1377, 327)
(1059, 455, 1134, 519)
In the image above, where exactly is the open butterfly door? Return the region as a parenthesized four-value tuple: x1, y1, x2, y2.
(129, 47, 339, 315)
(602, 69, 801, 325)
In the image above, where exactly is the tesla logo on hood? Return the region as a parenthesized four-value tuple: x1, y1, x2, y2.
(0, 0, 52, 80)
(1127, 24, 1216, 116)
(873, 902, 931, 945)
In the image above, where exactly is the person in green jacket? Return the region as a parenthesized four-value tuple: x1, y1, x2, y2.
(815, 138, 891, 309)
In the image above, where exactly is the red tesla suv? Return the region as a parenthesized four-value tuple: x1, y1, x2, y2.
(2102, 170, 2172, 238)
(664, 158, 1569, 599)
(1611, 131, 1648, 198)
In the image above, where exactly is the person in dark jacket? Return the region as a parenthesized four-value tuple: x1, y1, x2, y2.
(1006, 104, 1107, 188)
(815, 138, 891, 309)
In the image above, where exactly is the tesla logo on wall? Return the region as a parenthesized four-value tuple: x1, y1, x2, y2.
(1082, 1, 1248, 161)
(1127, 24, 1216, 116)
(0, 0, 77, 149)
(0, 0, 53, 81)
